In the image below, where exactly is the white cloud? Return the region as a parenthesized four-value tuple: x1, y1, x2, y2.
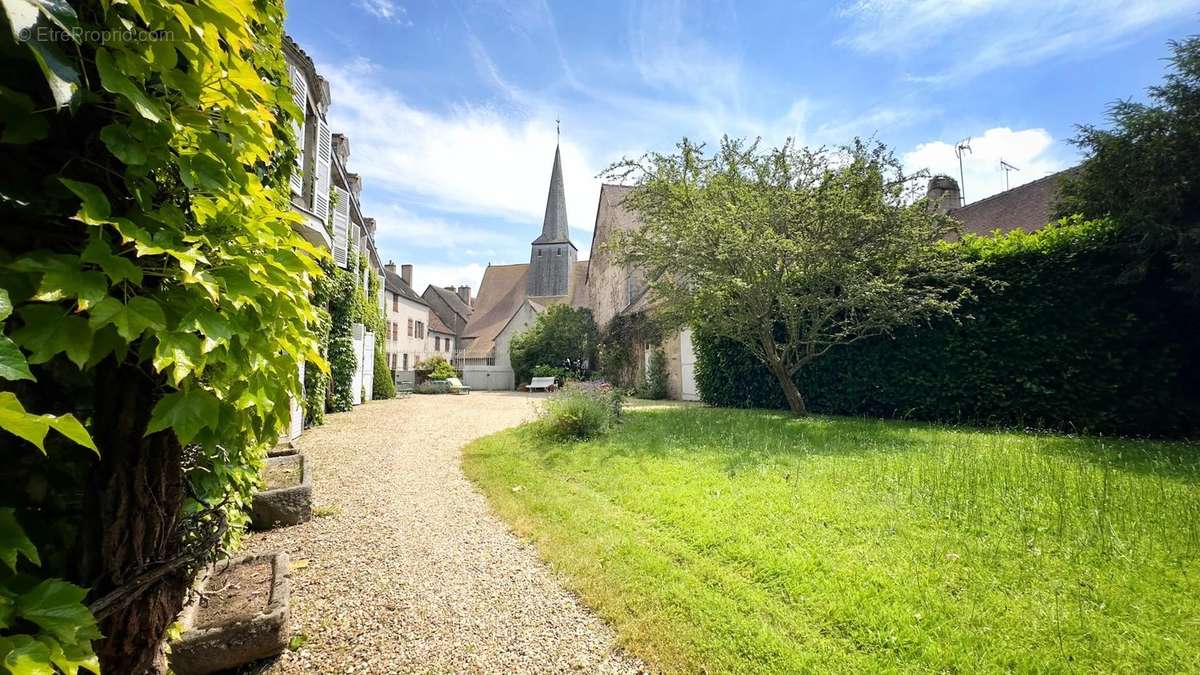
(902, 127, 1070, 203)
(355, 0, 413, 25)
(839, 0, 1195, 83)
(410, 263, 487, 297)
(371, 204, 520, 252)
(322, 61, 604, 242)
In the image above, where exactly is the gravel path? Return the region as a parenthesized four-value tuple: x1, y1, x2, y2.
(243, 392, 644, 674)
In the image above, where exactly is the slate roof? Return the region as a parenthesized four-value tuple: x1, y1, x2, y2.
(461, 264, 531, 356)
(950, 169, 1071, 236)
(384, 269, 428, 307)
(428, 313, 453, 335)
(532, 145, 573, 246)
(424, 285, 472, 323)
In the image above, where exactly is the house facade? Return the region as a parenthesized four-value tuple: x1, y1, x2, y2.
(284, 35, 385, 430)
(383, 263, 435, 376)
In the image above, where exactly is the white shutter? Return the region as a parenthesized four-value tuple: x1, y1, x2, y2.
(313, 119, 332, 222)
(351, 323, 365, 405)
(332, 186, 350, 268)
(363, 331, 375, 401)
(289, 65, 307, 197)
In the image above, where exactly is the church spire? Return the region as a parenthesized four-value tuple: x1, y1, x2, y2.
(532, 142, 570, 245)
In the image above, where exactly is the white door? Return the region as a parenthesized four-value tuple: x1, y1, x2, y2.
(679, 329, 699, 401)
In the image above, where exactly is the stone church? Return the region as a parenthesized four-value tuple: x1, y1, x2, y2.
(457, 143, 700, 399)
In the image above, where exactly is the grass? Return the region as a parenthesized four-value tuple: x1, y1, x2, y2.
(462, 407, 1200, 673)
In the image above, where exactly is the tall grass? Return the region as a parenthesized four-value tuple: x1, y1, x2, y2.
(464, 408, 1200, 673)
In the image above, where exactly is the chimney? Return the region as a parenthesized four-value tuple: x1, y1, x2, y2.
(926, 175, 962, 213)
(456, 285, 471, 306)
(401, 264, 413, 287)
(385, 260, 397, 274)
(364, 217, 376, 236)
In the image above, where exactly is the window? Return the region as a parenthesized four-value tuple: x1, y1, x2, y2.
(407, 318, 413, 337)
(392, 293, 398, 312)
(402, 353, 408, 370)
(415, 321, 424, 339)
(537, 249, 543, 257)
(434, 336, 440, 351)
(557, 247, 562, 256)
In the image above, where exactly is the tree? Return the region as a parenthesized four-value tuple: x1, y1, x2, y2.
(1058, 36, 1200, 298)
(606, 138, 981, 416)
(509, 305, 598, 386)
(0, 1, 322, 672)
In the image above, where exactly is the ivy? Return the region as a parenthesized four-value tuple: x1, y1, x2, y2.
(0, 0, 327, 670)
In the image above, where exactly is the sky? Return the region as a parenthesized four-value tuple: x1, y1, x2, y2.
(284, 0, 1196, 293)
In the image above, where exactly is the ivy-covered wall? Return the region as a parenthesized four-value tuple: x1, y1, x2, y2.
(695, 218, 1200, 437)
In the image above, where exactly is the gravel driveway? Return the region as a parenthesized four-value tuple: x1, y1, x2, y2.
(243, 392, 643, 674)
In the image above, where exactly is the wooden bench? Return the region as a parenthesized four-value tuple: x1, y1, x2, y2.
(528, 376, 557, 392)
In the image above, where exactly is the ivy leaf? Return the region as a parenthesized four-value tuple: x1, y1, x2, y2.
(0, 288, 11, 321)
(0, 335, 35, 381)
(0, 392, 98, 455)
(2, 0, 80, 109)
(58, 179, 111, 222)
(39, 635, 99, 675)
(99, 123, 148, 166)
(29, 0, 80, 39)
(80, 237, 142, 285)
(12, 305, 93, 368)
(0, 84, 49, 143)
(146, 387, 219, 444)
(33, 269, 107, 310)
(0, 508, 41, 572)
(152, 332, 203, 385)
(15, 579, 97, 646)
(0, 634, 54, 675)
(88, 296, 164, 341)
(94, 48, 163, 123)
(0, 590, 15, 629)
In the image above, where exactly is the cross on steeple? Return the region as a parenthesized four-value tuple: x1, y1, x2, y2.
(556, 115, 560, 143)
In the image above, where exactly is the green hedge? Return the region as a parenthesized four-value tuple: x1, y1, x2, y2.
(695, 218, 1199, 436)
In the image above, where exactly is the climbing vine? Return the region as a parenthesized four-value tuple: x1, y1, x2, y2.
(0, 1, 324, 671)
(597, 312, 662, 389)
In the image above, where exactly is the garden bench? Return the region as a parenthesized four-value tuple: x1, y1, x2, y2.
(446, 377, 471, 395)
(528, 376, 557, 392)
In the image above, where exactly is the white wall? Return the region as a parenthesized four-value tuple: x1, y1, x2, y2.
(384, 293, 430, 371)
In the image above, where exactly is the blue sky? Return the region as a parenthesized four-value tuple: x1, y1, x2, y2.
(284, 0, 1196, 292)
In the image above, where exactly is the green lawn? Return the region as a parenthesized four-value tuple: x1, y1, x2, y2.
(462, 407, 1200, 673)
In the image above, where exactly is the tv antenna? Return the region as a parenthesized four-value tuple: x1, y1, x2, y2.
(954, 138, 972, 206)
(1000, 159, 1020, 191)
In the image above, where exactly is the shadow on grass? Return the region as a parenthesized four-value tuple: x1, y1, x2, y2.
(581, 407, 1200, 483)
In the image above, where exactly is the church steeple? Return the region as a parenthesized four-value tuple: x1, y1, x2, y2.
(532, 143, 571, 245)
(527, 141, 577, 297)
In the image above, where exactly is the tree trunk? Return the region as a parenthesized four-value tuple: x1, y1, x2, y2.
(82, 359, 189, 675)
(761, 350, 807, 416)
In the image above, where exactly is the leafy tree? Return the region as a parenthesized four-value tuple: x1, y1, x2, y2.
(607, 138, 980, 416)
(1058, 36, 1200, 298)
(0, 1, 323, 671)
(509, 305, 598, 386)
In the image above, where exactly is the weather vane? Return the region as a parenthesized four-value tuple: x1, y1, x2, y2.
(556, 115, 560, 143)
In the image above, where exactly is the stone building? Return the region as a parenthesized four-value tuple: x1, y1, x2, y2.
(284, 35, 386, 424)
(926, 169, 1073, 235)
(457, 143, 698, 398)
(383, 263, 433, 375)
(422, 284, 473, 359)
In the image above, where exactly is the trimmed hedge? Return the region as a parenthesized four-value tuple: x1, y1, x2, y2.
(695, 218, 1200, 436)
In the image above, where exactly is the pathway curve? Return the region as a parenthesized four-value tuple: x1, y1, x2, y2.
(244, 392, 643, 674)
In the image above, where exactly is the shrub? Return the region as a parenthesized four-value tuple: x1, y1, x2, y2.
(537, 383, 625, 440)
(695, 218, 1200, 436)
(510, 305, 598, 385)
(637, 348, 670, 399)
(373, 344, 395, 399)
(416, 354, 458, 381)
(532, 364, 570, 384)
